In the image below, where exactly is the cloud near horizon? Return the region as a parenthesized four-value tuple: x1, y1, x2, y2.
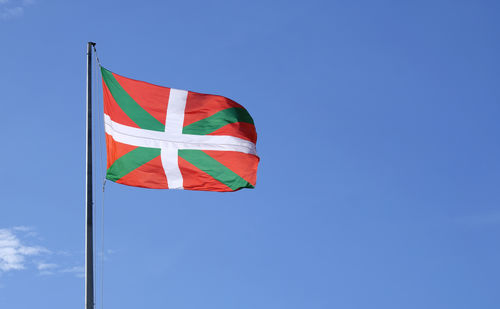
(0, 228, 47, 272)
(0, 227, 87, 279)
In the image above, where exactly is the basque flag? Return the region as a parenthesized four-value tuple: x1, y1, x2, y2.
(102, 67, 259, 192)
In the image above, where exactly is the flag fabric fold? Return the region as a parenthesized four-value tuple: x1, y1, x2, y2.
(101, 67, 259, 192)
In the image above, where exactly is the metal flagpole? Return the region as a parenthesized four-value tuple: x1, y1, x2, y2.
(85, 41, 96, 309)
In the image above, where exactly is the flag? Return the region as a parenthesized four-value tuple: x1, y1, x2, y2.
(101, 67, 259, 192)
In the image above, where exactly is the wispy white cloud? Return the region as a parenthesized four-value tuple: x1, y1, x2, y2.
(0, 228, 47, 272)
(0, 6, 23, 19)
(37, 262, 86, 278)
(0, 227, 100, 282)
(97, 248, 115, 262)
(0, 0, 35, 20)
(13, 226, 39, 238)
(37, 262, 57, 270)
(12, 226, 32, 232)
(37, 262, 58, 275)
(61, 266, 85, 278)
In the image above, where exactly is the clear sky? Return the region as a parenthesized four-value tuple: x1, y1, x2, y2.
(0, 0, 499, 308)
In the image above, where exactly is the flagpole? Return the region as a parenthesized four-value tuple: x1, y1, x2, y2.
(85, 41, 96, 309)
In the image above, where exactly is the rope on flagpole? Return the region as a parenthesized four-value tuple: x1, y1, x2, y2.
(92, 44, 106, 309)
(93, 45, 106, 308)
(93, 45, 102, 67)
(97, 64, 106, 309)
(100, 179, 106, 309)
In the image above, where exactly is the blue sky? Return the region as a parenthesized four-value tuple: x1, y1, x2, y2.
(1, 0, 499, 308)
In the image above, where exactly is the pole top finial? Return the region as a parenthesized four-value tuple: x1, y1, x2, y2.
(88, 42, 96, 46)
